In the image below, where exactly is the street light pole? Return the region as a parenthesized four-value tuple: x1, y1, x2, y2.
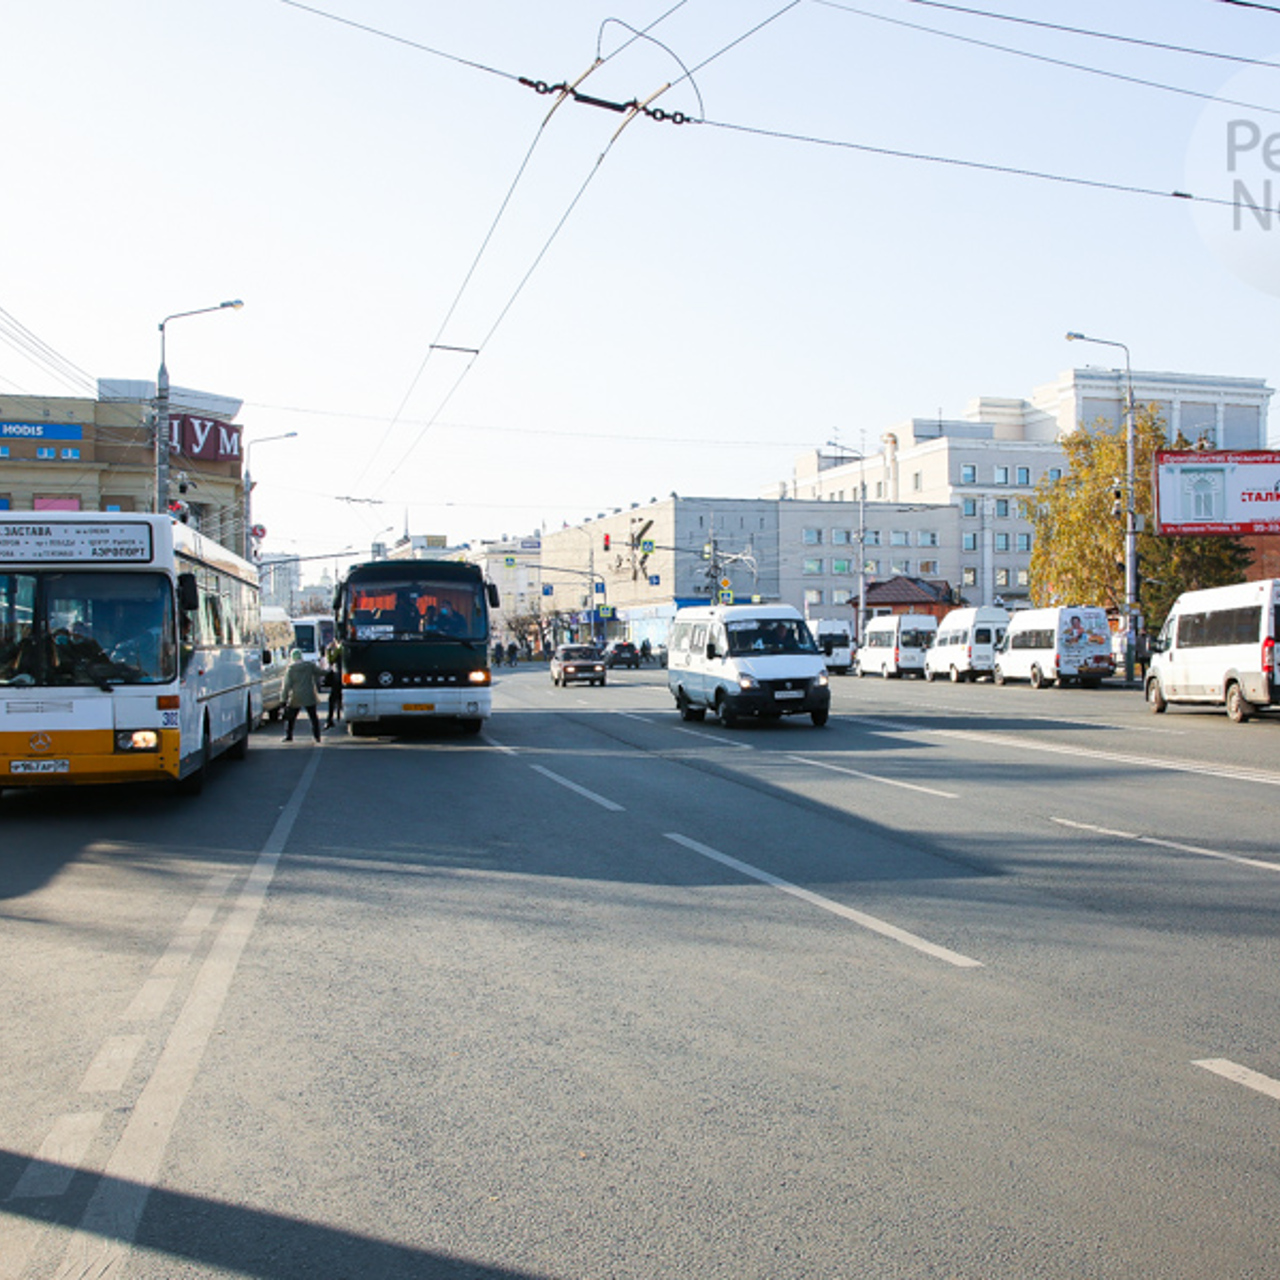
(155, 299, 243, 515)
(242, 431, 298, 558)
(1065, 331, 1137, 682)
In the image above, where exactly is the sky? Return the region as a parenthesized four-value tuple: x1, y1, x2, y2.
(5, 0, 1280, 571)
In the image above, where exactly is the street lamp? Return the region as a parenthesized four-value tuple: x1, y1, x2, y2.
(1065, 330, 1137, 682)
(826, 440, 868, 645)
(242, 431, 298, 558)
(155, 299, 243, 515)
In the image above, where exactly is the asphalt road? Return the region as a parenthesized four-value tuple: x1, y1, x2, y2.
(3, 666, 1279, 1279)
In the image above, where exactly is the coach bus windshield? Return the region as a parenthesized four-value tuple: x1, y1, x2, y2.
(344, 578, 487, 643)
(0, 570, 177, 688)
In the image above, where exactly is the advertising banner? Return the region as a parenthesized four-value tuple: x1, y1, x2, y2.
(1154, 449, 1280, 535)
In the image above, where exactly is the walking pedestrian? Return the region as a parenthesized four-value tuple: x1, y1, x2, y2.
(324, 644, 343, 729)
(282, 648, 322, 743)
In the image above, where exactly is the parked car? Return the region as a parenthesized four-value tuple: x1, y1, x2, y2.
(603, 640, 640, 669)
(550, 645, 606, 687)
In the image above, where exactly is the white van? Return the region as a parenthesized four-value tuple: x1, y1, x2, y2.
(1146, 578, 1280, 722)
(667, 604, 831, 727)
(924, 606, 1009, 683)
(994, 605, 1114, 688)
(856, 613, 937, 678)
(809, 617, 855, 674)
(259, 606, 295, 720)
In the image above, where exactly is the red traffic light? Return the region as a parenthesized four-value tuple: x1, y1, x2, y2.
(603, 534, 611, 550)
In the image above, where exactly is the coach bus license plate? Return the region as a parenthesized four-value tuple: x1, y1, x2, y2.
(402, 703, 435, 712)
(11, 759, 70, 774)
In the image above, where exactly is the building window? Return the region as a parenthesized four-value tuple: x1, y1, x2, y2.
(37, 447, 56, 460)
(1017, 568, 1030, 587)
(874, 481, 884, 498)
(1017, 532, 1032, 552)
(918, 530, 939, 547)
(0, 446, 9, 459)
(962, 497, 977, 517)
(912, 470, 923, 492)
(804, 588, 823, 607)
(891, 530, 910, 546)
(833, 588, 852, 606)
(1048, 467, 1062, 483)
(995, 465, 1010, 485)
(803, 558, 823, 575)
(995, 532, 1010, 552)
(1016, 466, 1030, 485)
(891, 558, 911, 575)
(995, 568, 1011, 588)
(995, 498, 1009, 518)
(962, 566, 977, 587)
(831, 558, 852, 575)
(962, 532, 977, 552)
(802, 527, 822, 545)
(864, 530, 881, 546)
(61, 448, 80, 460)
(863, 558, 881, 575)
(831, 528, 853, 545)
(919, 558, 939, 575)
(961, 463, 976, 484)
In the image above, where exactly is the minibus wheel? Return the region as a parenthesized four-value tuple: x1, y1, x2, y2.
(1147, 678, 1167, 713)
(1226, 681, 1252, 723)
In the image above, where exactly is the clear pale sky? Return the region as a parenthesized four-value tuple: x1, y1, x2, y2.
(5, 0, 1280, 570)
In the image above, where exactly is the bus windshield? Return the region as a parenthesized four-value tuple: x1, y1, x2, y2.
(725, 619, 818, 656)
(0, 570, 177, 688)
(345, 578, 487, 643)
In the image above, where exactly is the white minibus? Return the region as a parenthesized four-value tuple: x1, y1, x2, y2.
(259, 605, 295, 720)
(994, 605, 1114, 688)
(666, 604, 831, 727)
(809, 617, 855, 674)
(924, 606, 1009, 683)
(1146, 578, 1280, 722)
(856, 613, 937, 678)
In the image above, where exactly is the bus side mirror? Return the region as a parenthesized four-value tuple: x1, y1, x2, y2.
(487, 583, 500, 608)
(705, 641, 718, 660)
(178, 572, 199, 612)
(823, 639, 834, 656)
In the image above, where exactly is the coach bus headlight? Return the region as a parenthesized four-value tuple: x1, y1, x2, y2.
(115, 730, 160, 752)
(347, 672, 366, 686)
(469, 669, 491, 685)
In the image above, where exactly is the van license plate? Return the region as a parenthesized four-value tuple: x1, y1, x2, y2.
(403, 703, 435, 712)
(11, 759, 70, 774)
(774, 690, 803, 700)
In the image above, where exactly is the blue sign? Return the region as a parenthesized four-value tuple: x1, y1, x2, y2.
(542, 584, 554, 596)
(641, 539, 655, 554)
(648, 574, 661, 586)
(594, 581, 605, 594)
(1, 422, 84, 441)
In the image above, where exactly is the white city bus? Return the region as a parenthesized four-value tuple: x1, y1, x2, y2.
(0, 513, 263, 796)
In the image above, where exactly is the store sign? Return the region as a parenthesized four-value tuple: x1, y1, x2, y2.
(166, 415, 242, 461)
(1155, 449, 1280, 535)
(1, 422, 84, 441)
(0, 519, 154, 563)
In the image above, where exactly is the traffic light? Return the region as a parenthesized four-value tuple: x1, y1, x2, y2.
(603, 534, 611, 551)
(1111, 488, 1123, 519)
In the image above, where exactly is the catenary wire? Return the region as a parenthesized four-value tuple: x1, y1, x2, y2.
(817, 0, 1280, 118)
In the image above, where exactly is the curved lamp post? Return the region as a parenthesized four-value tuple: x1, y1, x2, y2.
(1065, 330, 1137, 682)
(242, 431, 298, 558)
(155, 299, 243, 515)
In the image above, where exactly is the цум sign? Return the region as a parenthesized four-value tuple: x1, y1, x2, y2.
(1154, 449, 1280, 536)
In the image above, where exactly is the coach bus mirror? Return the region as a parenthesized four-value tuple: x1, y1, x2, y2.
(487, 583, 500, 608)
(177, 573, 199, 612)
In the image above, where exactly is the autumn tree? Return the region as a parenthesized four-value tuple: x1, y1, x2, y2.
(1023, 406, 1252, 629)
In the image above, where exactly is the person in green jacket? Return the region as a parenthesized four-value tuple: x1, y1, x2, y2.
(282, 648, 321, 743)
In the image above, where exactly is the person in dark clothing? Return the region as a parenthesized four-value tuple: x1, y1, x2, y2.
(324, 645, 343, 729)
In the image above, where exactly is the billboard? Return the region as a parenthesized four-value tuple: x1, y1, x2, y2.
(1154, 450, 1280, 536)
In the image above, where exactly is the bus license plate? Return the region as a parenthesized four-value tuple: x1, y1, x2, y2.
(402, 703, 435, 712)
(11, 759, 70, 774)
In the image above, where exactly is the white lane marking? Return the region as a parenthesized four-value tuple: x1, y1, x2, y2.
(78, 1035, 146, 1095)
(859, 716, 1280, 787)
(119, 975, 177, 1022)
(481, 734, 518, 755)
(1051, 818, 1280, 873)
(529, 764, 625, 812)
(52, 749, 323, 1280)
(787, 753, 959, 799)
(670, 726, 754, 749)
(664, 832, 983, 969)
(6, 1112, 104, 1201)
(1194, 1058, 1280, 1102)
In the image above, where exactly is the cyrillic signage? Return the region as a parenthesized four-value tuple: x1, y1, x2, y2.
(165, 415, 242, 462)
(1155, 449, 1280, 535)
(0, 519, 154, 563)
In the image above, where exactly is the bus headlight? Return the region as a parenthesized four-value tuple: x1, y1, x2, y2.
(815, 672, 830, 688)
(738, 674, 760, 691)
(469, 669, 491, 685)
(347, 672, 366, 686)
(115, 730, 160, 752)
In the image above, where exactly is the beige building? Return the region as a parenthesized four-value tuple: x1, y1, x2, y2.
(0, 380, 245, 550)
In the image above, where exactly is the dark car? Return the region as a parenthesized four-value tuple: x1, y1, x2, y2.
(603, 640, 640, 669)
(550, 645, 606, 687)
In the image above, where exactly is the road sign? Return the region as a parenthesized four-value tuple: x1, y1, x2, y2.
(542, 584, 554, 596)
(719, 590, 733, 604)
(594, 581, 605, 594)
(720, 577, 731, 589)
(648, 574, 661, 586)
(504, 556, 516, 568)
(641, 539, 655, 554)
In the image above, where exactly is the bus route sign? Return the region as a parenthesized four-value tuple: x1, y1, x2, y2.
(0, 519, 154, 564)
